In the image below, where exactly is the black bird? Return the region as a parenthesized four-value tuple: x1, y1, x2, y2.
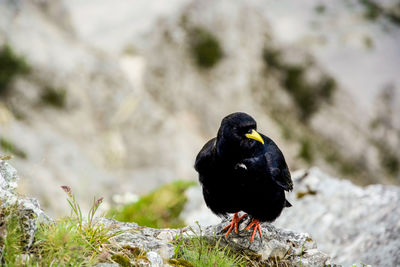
(194, 112, 293, 242)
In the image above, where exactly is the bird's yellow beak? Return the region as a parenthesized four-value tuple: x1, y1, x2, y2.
(245, 129, 264, 144)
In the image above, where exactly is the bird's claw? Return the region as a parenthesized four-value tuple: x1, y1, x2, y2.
(224, 212, 248, 237)
(245, 219, 262, 242)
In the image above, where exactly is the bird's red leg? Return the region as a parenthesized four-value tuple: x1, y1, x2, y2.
(224, 212, 248, 237)
(245, 219, 262, 242)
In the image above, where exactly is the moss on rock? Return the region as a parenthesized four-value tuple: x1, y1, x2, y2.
(188, 27, 223, 69)
(111, 253, 131, 267)
(0, 44, 30, 95)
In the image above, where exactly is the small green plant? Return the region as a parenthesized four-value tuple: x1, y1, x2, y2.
(60, 185, 117, 252)
(171, 225, 247, 267)
(188, 27, 223, 69)
(0, 137, 27, 159)
(0, 44, 30, 95)
(0, 205, 26, 266)
(107, 180, 195, 228)
(34, 219, 99, 265)
(28, 186, 120, 266)
(0, 185, 121, 266)
(40, 86, 67, 109)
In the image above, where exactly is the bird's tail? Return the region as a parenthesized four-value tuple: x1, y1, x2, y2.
(285, 199, 292, 207)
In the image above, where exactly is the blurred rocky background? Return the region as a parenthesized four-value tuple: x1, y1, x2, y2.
(0, 0, 399, 264)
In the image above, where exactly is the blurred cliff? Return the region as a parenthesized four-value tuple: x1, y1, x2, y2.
(0, 0, 399, 215)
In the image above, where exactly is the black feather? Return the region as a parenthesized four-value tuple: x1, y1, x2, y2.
(194, 112, 293, 222)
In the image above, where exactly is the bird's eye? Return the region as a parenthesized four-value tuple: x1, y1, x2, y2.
(246, 128, 253, 134)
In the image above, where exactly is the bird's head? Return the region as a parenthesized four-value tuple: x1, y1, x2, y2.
(216, 112, 264, 160)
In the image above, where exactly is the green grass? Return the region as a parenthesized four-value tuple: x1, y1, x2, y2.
(188, 27, 223, 69)
(172, 237, 246, 267)
(33, 219, 101, 266)
(0, 181, 196, 266)
(0, 206, 26, 266)
(171, 225, 247, 267)
(169, 223, 296, 267)
(0, 44, 30, 95)
(0, 186, 121, 266)
(107, 181, 195, 228)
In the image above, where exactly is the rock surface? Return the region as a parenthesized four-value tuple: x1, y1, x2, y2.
(204, 218, 329, 267)
(96, 217, 330, 267)
(0, 160, 52, 249)
(183, 168, 400, 266)
(97, 218, 179, 261)
(276, 168, 400, 267)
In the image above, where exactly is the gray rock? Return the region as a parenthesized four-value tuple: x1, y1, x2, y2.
(97, 218, 181, 260)
(276, 168, 400, 266)
(203, 219, 329, 267)
(96, 217, 330, 267)
(0, 160, 19, 191)
(0, 160, 19, 205)
(0, 160, 52, 249)
(146, 251, 163, 267)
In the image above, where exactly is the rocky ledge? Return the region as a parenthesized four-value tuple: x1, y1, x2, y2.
(96, 217, 329, 267)
(277, 168, 400, 266)
(0, 160, 331, 266)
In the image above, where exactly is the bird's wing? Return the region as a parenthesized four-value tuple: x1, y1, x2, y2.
(262, 135, 293, 192)
(194, 138, 217, 174)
